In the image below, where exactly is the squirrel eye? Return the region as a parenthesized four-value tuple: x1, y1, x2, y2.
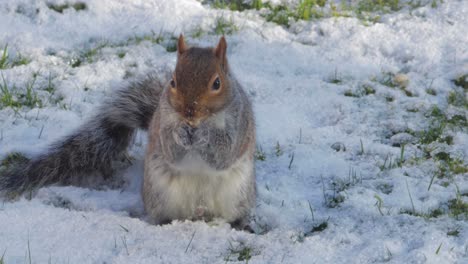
(170, 79, 176, 88)
(212, 77, 221, 91)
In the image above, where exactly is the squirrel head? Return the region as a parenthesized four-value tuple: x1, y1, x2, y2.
(168, 35, 231, 128)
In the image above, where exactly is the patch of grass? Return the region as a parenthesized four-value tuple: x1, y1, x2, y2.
(263, 4, 294, 26)
(317, 0, 327, 8)
(441, 181, 450, 188)
(191, 27, 205, 39)
(407, 0, 424, 10)
(304, 220, 328, 236)
(453, 74, 467, 90)
(328, 68, 342, 84)
(434, 152, 468, 175)
(214, 0, 238, 11)
(379, 154, 398, 171)
(325, 194, 345, 208)
(448, 197, 468, 220)
(428, 208, 444, 218)
(345, 84, 376, 98)
(212, 0, 227, 9)
(417, 106, 466, 145)
(356, 0, 401, 14)
(0, 74, 44, 109)
(214, 16, 238, 35)
(447, 229, 460, 237)
(131, 29, 165, 46)
(385, 95, 394, 102)
(399, 207, 444, 219)
(419, 123, 445, 144)
(11, 53, 31, 67)
(320, 175, 345, 208)
(165, 37, 178, 53)
(83, 42, 108, 63)
(72, 2, 87, 11)
(235, 247, 252, 262)
(80, 30, 169, 58)
(225, 242, 257, 263)
(117, 51, 126, 59)
(431, 0, 443, 8)
(344, 90, 358, 97)
(47, 2, 87, 13)
(0, 74, 21, 109)
(427, 105, 444, 119)
(0, 45, 8, 69)
(361, 83, 376, 95)
(69, 41, 109, 67)
(376, 183, 393, 194)
(275, 141, 283, 156)
(70, 57, 82, 68)
(297, 0, 315, 20)
(448, 159, 468, 174)
(447, 114, 467, 128)
(322, 174, 358, 208)
(432, 152, 467, 181)
(255, 146, 266, 161)
(252, 0, 264, 10)
(426, 88, 437, 95)
(212, 0, 264, 11)
(23, 75, 42, 108)
(447, 90, 468, 109)
(411, 186, 468, 220)
(439, 135, 453, 145)
(0, 44, 31, 69)
(212, 0, 433, 27)
(434, 152, 450, 162)
(403, 89, 413, 97)
(418, 107, 446, 144)
(377, 72, 397, 88)
(330, 2, 353, 18)
(261, 1, 331, 26)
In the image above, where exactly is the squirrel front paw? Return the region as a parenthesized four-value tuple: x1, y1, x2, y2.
(192, 127, 209, 147)
(173, 123, 194, 147)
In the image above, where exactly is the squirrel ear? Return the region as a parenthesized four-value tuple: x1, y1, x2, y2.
(214, 36, 227, 67)
(177, 34, 188, 55)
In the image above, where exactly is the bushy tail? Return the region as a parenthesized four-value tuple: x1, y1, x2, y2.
(0, 75, 165, 196)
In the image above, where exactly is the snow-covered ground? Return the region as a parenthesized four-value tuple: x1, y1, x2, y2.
(1, 0, 467, 263)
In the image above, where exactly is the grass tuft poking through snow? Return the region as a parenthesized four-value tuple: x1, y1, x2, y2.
(0, 45, 30, 70)
(47, 2, 87, 13)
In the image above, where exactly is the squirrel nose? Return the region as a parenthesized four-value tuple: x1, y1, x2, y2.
(184, 106, 194, 119)
(183, 106, 201, 127)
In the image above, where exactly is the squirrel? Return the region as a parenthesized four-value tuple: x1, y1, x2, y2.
(0, 35, 256, 229)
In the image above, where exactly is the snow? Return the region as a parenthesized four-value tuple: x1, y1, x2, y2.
(1, 0, 467, 263)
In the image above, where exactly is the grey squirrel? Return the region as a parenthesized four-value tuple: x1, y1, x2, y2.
(0, 35, 256, 228)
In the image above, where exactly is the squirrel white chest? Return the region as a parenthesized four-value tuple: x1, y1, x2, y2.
(144, 152, 253, 222)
